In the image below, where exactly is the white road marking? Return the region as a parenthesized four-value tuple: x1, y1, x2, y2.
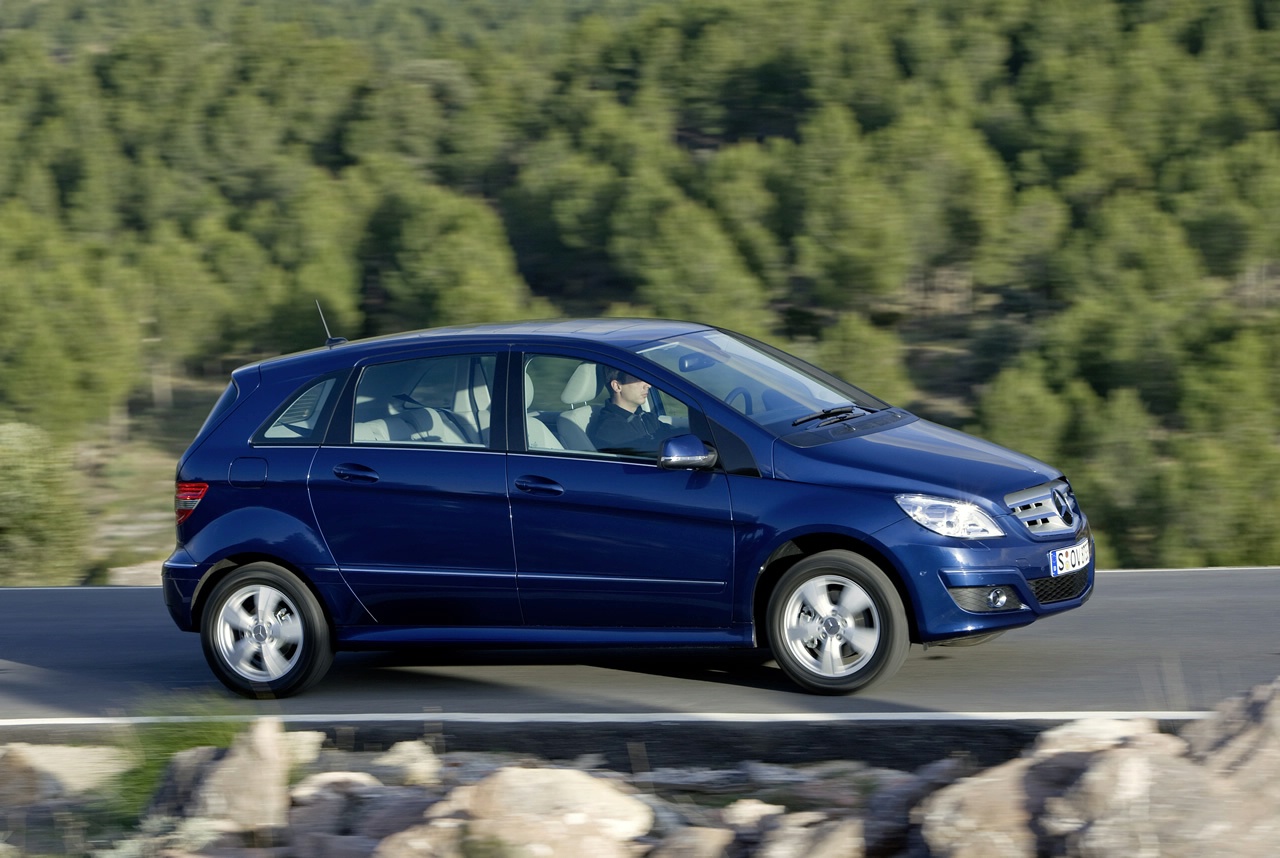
(0, 710, 1211, 729)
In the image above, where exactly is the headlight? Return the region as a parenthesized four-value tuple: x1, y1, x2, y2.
(895, 494, 1005, 539)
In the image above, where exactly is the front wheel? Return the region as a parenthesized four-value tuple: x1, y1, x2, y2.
(200, 563, 334, 699)
(767, 550, 909, 694)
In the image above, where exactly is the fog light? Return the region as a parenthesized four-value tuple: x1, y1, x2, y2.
(946, 585, 1025, 613)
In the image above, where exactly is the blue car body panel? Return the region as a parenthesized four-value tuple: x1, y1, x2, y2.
(163, 319, 1094, 662)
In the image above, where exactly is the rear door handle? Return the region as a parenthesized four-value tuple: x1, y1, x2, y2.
(333, 463, 380, 483)
(514, 475, 565, 496)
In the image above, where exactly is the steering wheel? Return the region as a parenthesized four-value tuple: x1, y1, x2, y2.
(724, 386, 753, 414)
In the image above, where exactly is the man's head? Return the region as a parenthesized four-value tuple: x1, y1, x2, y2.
(605, 368, 650, 413)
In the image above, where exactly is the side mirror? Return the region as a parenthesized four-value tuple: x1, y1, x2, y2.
(658, 434, 719, 470)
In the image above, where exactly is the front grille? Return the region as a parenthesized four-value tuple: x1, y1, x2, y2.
(1005, 479, 1080, 537)
(1030, 568, 1089, 604)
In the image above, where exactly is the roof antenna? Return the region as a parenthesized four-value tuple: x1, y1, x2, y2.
(316, 300, 348, 347)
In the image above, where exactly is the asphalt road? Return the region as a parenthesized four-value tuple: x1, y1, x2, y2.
(2, 569, 1278, 766)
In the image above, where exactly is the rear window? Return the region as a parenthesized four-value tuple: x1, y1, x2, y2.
(254, 375, 342, 444)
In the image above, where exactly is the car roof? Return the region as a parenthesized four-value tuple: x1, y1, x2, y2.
(242, 318, 717, 378)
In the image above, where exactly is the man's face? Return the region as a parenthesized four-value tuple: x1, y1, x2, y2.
(612, 376, 650, 412)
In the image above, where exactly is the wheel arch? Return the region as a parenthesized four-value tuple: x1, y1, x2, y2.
(191, 554, 338, 639)
(751, 533, 919, 649)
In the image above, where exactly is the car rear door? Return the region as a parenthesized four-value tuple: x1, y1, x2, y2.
(308, 348, 520, 627)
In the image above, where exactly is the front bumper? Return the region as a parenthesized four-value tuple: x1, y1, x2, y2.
(879, 520, 1096, 643)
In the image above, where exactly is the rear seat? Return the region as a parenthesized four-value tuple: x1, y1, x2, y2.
(353, 397, 481, 446)
(394, 403, 477, 445)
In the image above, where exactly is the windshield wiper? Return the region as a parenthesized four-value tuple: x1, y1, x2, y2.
(792, 404, 872, 426)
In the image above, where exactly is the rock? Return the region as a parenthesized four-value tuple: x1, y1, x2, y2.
(290, 772, 385, 837)
(373, 820, 465, 857)
(921, 683, 1280, 858)
(289, 771, 439, 845)
(350, 786, 439, 840)
(285, 731, 328, 769)
(190, 717, 291, 834)
(1183, 676, 1280, 803)
(466, 766, 654, 857)
(4, 743, 133, 800)
(1039, 733, 1242, 857)
(641, 766, 753, 794)
(302, 742, 441, 789)
(753, 760, 881, 813)
(145, 745, 227, 819)
(16, 679, 1280, 858)
(757, 813, 864, 858)
(863, 755, 973, 856)
(293, 771, 386, 804)
(635, 791, 715, 837)
(436, 751, 544, 788)
(739, 760, 816, 788)
(0, 746, 54, 807)
(1032, 717, 1161, 756)
(649, 825, 736, 857)
(293, 831, 381, 858)
(374, 742, 442, 786)
(918, 756, 1038, 858)
(722, 798, 787, 831)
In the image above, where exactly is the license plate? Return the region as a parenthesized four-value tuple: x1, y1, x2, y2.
(1050, 538, 1091, 577)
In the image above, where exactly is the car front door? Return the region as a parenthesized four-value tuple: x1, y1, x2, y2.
(308, 350, 519, 628)
(509, 352, 736, 629)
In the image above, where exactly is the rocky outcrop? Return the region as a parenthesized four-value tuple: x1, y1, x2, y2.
(2, 677, 1279, 857)
(920, 678, 1280, 858)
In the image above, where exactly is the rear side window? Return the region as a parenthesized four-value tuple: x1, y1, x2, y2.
(352, 353, 495, 448)
(255, 376, 342, 444)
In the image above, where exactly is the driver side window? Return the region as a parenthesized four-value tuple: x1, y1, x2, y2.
(521, 355, 691, 460)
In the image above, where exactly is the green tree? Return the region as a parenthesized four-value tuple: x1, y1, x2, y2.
(700, 141, 788, 293)
(971, 356, 1068, 466)
(1040, 192, 1210, 418)
(609, 166, 769, 334)
(0, 202, 138, 438)
(811, 313, 916, 407)
(790, 105, 909, 313)
(1067, 387, 1171, 569)
(358, 173, 544, 334)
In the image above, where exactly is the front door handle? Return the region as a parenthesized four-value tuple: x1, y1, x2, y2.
(514, 475, 565, 496)
(333, 463, 380, 483)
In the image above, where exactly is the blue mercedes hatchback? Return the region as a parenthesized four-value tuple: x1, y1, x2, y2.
(163, 319, 1093, 697)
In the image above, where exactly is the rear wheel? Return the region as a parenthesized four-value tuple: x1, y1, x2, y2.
(767, 550, 909, 694)
(200, 563, 333, 699)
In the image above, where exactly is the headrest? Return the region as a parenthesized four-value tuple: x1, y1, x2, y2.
(561, 363, 599, 405)
(524, 372, 536, 409)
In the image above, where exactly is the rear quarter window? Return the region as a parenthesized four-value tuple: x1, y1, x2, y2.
(254, 375, 343, 445)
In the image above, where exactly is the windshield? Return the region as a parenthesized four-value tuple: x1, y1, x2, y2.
(633, 330, 890, 436)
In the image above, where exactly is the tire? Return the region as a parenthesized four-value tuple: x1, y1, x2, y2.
(200, 562, 334, 699)
(767, 550, 909, 695)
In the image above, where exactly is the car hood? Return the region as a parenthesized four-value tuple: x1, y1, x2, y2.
(772, 414, 1062, 500)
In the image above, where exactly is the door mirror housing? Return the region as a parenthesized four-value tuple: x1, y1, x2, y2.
(659, 434, 719, 470)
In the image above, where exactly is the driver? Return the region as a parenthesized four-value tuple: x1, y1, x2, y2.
(587, 367, 676, 456)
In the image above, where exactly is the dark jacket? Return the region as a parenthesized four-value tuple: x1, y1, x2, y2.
(588, 401, 671, 456)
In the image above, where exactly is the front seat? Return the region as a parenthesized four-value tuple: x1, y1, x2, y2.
(524, 373, 563, 451)
(557, 363, 599, 451)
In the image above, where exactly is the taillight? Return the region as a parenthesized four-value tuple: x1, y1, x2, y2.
(175, 482, 208, 525)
